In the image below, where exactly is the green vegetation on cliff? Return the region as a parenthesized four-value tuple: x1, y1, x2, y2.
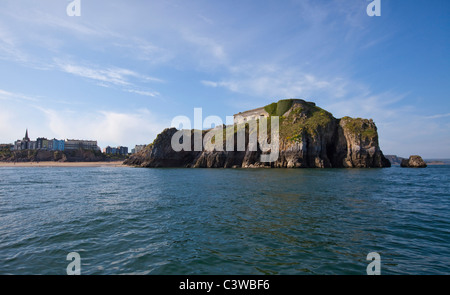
(264, 99, 294, 116)
(340, 117, 377, 140)
(262, 100, 377, 143)
(0, 145, 12, 160)
(271, 100, 334, 142)
(222, 99, 379, 148)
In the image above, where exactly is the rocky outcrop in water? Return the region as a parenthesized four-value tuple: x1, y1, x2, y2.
(401, 155, 427, 168)
(125, 99, 391, 168)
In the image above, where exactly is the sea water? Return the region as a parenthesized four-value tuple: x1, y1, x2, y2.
(0, 166, 449, 274)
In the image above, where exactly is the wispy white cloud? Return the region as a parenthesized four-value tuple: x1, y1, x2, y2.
(53, 59, 163, 91)
(197, 14, 214, 25)
(181, 29, 227, 65)
(0, 23, 28, 62)
(424, 113, 450, 119)
(55, 60, 131, 86)
(0, 89, 39, 102)
(0, 88, 88, 107)
(201, 80, 219, 88)
(0, 3, 174, 74)
(324, 91, 410, 120)
(112, 38, 174, 65)
(126, 89, 160, 98)
(202, 64, 346, 100)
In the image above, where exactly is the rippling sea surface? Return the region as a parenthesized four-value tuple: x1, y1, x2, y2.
(0, 166, 449, 275)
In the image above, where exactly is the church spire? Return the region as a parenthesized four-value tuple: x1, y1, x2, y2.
(24, 129, 29, 141)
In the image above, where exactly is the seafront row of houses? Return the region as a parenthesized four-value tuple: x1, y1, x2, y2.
(13, 129, 98, 152)
(102, 145, 144, 155)
(8, 129, 145, 156)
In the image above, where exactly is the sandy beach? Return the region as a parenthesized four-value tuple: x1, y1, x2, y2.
(0, 161, 126, 168)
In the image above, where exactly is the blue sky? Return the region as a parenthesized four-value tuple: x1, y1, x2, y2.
(0, 0, 449, 158)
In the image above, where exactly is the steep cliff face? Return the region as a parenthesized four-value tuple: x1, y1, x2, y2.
(338, 117, 391, 168)
(124, 99, 391, 168)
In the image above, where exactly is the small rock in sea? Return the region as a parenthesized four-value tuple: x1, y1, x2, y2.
(400, 155, 427, 168)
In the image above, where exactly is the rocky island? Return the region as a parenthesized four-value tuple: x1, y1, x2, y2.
(125, 99, 391, 168)
(400, 155, 427, 168)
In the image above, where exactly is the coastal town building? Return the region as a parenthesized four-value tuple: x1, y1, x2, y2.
(103, 145, 129, 155)
(64, 139, 99, 151)
(36, 138, 45, 150)
(13, 129, 31, 151)
(28, 141, 37, 150)
(233, 107, 269, 124)
(53, 139, 65, 151)
(118, 146, 128, 155)
(13, 130, 99, 152)
(103, 146, 113, 154)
